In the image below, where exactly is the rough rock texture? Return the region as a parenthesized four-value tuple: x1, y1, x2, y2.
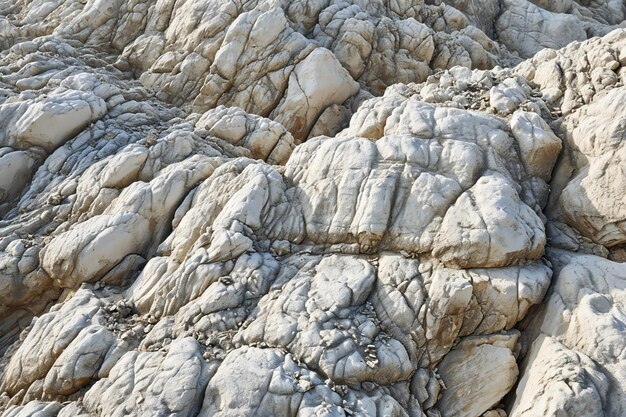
(0, 1, 625, 417)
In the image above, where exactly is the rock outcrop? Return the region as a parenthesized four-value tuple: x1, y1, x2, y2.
(0, 1, 625, 417)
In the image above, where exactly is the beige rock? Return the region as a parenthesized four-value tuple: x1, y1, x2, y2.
(271, 48, 360, 141)
(238, 255, 413, 385)
(433, 172, 546, 268)
(511, 335, 609, 417)
(197, 347, 344, 417)
(43, 325, 119, 396)
(13, 90, 106, 152)
(511, 251, 626, 417)
(1, 290, 103, 395)
(197, 106, 296, 164)
(1, 401, 63, 417)
(41, 157, 219, 288)
(554, 88, 626, 248)
(437, 332, 520, 417)
(0, 3, 625, 417)
(510, 111, 562, 181)
(0, 149, 37, 208)
(83, 338, 212, 417)
(496, 0, 587, 58)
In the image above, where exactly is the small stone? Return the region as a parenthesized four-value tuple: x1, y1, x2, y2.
(362, 381, 376, 392)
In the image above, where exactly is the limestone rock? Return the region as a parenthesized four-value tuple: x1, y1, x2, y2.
(198, 347, 345, 417)
(196, 106, 296, 165)
(83, 337, 212, 417)
(0, 2, 625, 417)
(1, 401, 63, 417)
(238, 255, 413, 385)
(12, 90, 106, 152)
(433, 172, 546, 269)
(510, 251, 626, 417)
(436, 332, 520, 417)
(511, 335, 609, 417)
(1, 289, 103, 396)
(551, 88, 626, 249)
(496, 0, 587, 59)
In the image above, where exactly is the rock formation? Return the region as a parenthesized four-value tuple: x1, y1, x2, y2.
(0, 1, 624, 417)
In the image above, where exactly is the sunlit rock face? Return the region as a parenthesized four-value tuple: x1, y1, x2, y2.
(0, 1, 625, 417)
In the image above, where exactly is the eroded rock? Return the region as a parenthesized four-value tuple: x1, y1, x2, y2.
(0, 2, 625, 417)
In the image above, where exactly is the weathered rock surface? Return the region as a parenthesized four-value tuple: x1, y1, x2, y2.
(0, 1, 625, 417)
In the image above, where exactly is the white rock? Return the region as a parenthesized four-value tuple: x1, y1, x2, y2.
(83, 338, 212, 417)
(272, 48, 360, 141)
(197, 347, 344, 417)
(1, 289, 103, 395)
(510, 111, 562, 181)
(0, 3, 625, 417)
(433, 172, 546, 268)
(0, 149, 37, 206)
(496, 0, 587, 58)
(437, 332, 520, 417)
(14, 90, 106, 152)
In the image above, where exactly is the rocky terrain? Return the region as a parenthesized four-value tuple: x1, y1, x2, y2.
(0, 0, 625, 416)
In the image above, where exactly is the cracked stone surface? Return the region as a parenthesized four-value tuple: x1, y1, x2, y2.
(0, 1, 625, 417)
